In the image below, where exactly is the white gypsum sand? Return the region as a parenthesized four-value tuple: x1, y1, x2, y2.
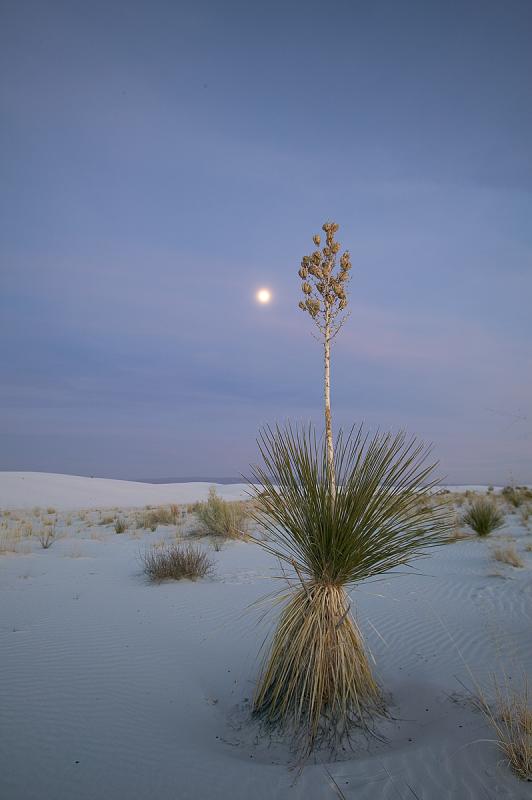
(0, 471, 249, 510)
(0, 473, 531, 799)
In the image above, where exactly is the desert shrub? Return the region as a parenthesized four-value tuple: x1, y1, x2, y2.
(114, 517, 127, 534)
(0, 522, 34, 553)
(141, 543, 213, 581)
(247, 424, 450, 756)
(137, 507, 177, 531)
(477, 677, 531, 781)
(38, 524, 56, 549)
(462, 499, 504, 536)
(492, 545, 524, 568)
(519, 505, 531, 526)
(502, 486, 532, 508)
(195, 487, 248, 539)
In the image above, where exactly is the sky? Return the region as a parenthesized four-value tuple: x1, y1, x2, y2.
(1, 0, 531, 483)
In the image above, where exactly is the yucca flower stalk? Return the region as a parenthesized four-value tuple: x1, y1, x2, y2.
(248, 424, 450, 756)
(298, 222, 351, 495)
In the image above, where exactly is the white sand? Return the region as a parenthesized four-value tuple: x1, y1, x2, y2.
(0, 471, 249, 510)
(1, 473, 531, 799)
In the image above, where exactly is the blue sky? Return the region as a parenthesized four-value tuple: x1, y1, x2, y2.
(1, 0, 531, 482)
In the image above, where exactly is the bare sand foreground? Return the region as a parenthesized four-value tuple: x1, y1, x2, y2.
(1, 473, 531, 799)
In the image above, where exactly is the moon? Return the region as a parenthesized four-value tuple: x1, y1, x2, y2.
(256, 288, 272, 304)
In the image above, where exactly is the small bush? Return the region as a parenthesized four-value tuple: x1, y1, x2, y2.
(492, 545, 524, 568)
(195, 487, 248, 539)
(462, 499, 504, 536)
(137, 507, 176, 531)
(38, 524, 56, 549)
(502, 486, 532, 509)
(141, 543, 214, 581)
(114, 517, 127, 534)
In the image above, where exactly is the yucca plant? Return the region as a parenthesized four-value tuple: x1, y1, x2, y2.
(462, 498, 504, 536)
(247, 423, 450, 756)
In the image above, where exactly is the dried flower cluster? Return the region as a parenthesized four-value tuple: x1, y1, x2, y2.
(298, 221, 351, 334)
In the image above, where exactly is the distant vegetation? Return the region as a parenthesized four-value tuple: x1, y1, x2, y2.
(502, 485, 532, 508)
(114, 517, 127, 534)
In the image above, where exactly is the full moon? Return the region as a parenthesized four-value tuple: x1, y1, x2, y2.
(256, 288, 272, 304)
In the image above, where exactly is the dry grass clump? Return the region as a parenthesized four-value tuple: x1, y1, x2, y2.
(0, 521, 33, 554)
(114, 517, 127, 534)
(141, 543, 213, 581)
(462, 498, 504, 536)
(519, 505, 531, 526)
(447, 526, 470, 542)
(492, 545, 524, 568)
(477, 677, 532, 781)
(136, 506, 179, 531)
(502, 486, 532, 509)
(195, 487, 248, 539)
(247, 424, 450, 756)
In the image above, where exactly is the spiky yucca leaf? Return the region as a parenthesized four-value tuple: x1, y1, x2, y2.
(247, 424, 451, 755)
(248, 424, 450, 586)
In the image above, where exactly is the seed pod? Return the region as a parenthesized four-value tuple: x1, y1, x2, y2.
(298, 300, 306, 311)
(307, 298, 320, 317)
(302, 282, 312, 295)
(339, 298, 347, 309)
(331, 242, 340, 254)
(312, 234, 321, 246)
(298, 267, 308, 279)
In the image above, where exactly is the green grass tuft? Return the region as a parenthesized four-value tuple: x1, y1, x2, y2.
(462, 498, 504, 536)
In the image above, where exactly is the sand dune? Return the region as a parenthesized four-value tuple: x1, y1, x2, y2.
(0, 471, 249, 510)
